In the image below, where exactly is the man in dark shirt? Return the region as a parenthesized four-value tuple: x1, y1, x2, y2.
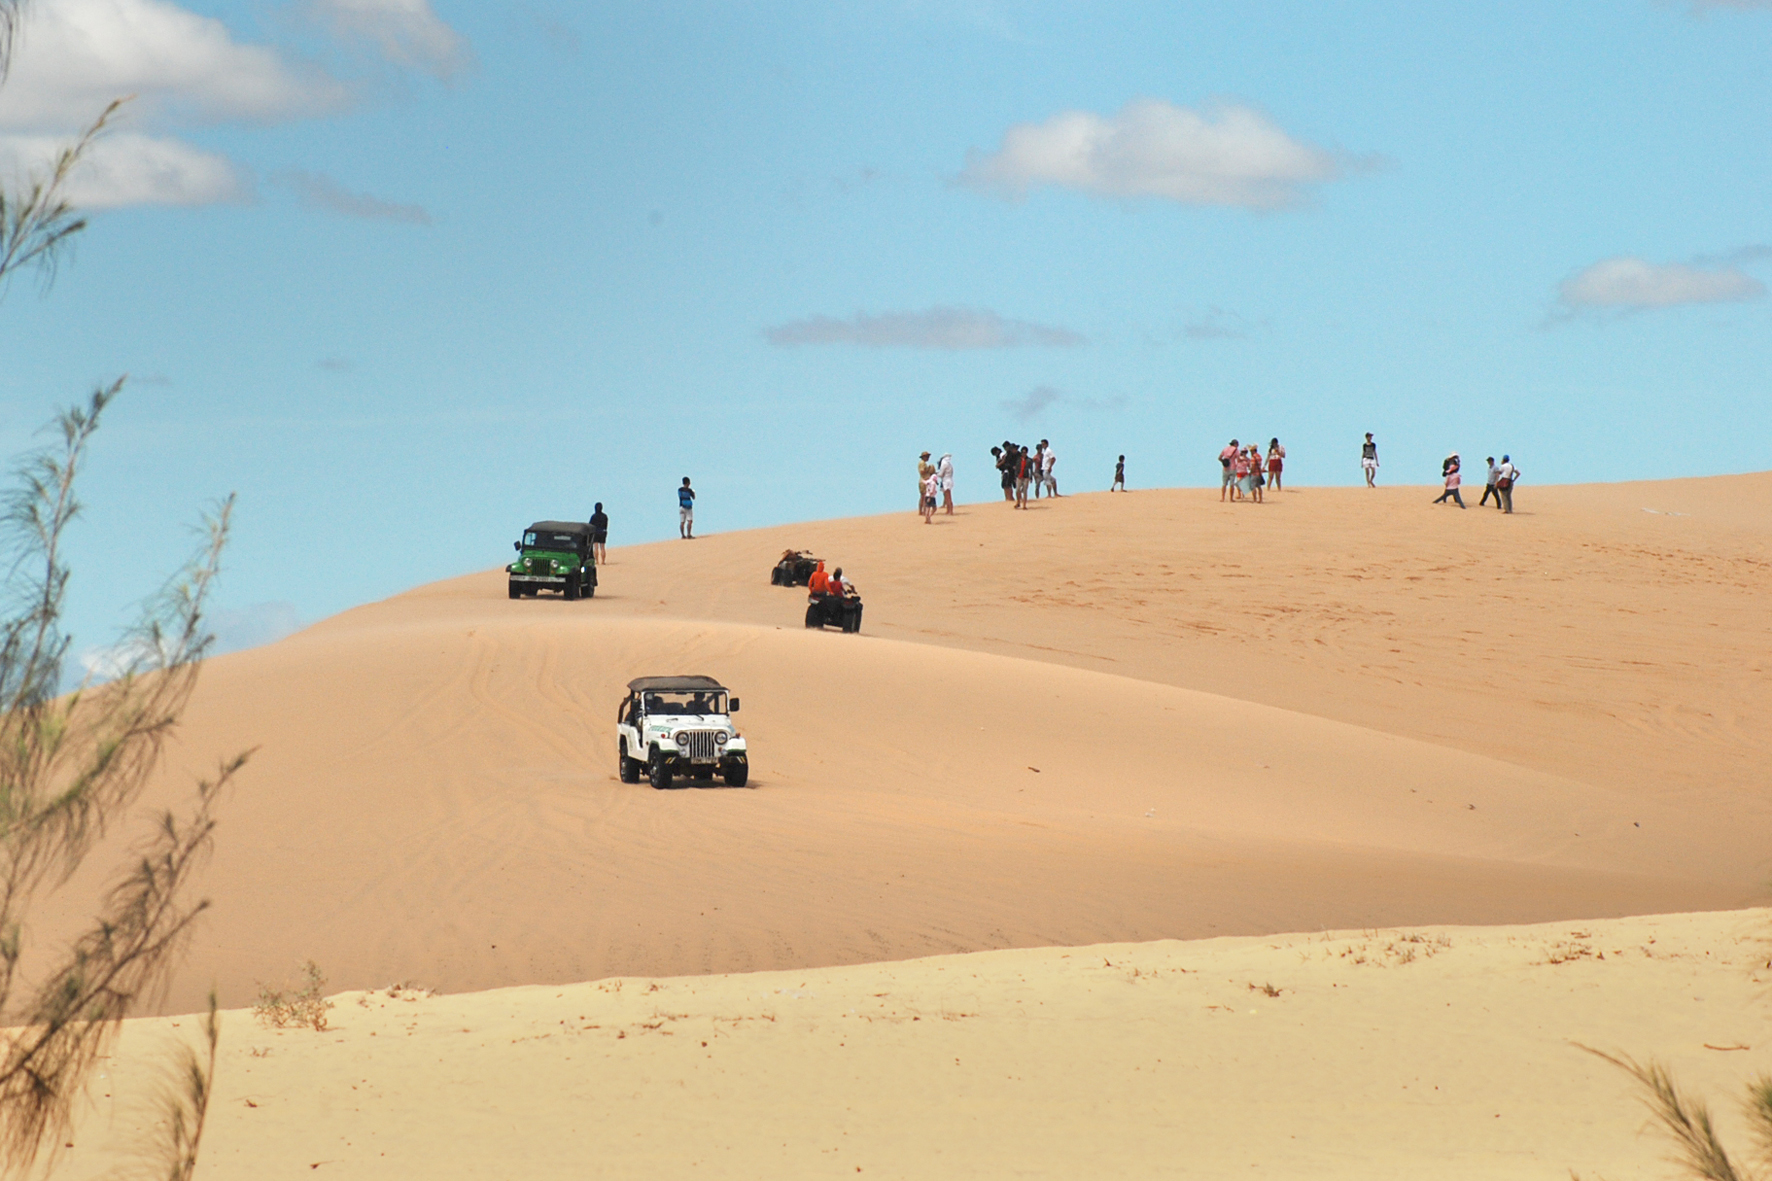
(1361, 433, 1379, 488)
(588, 502, 609, 564)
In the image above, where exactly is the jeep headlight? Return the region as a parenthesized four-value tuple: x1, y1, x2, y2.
(673, 730, 689, 747)
(714, 731, 728, 745)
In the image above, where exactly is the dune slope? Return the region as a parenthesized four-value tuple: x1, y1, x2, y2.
(29, 476, 1769, 1013)
(65, 909, 1772, 1180)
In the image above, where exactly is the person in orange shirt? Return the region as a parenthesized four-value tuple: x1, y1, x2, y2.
(808, 560, 829, 594)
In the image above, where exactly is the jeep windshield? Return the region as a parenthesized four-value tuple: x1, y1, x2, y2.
(524, 530, 585, 551)
(638, 691, 727, 716)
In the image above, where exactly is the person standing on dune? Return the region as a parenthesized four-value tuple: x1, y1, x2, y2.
(1480, 456, 1502, 509)
(1040, 440, 1059, 497)
(917, 452, 935, 512)
(1112, 455, 1125, 491)
(1496, 455, 1520, 514)
(1014, 446, 1032, 509)
(993, 445, 1014, 501)
(1361, 433, 1379, 487)
(938, 452, 955, 514)
(1219, 438, 1239, 501)
(678, 477, 695, 539)
(588, 502, 609, 564)
(1266, 438, 1284, 492)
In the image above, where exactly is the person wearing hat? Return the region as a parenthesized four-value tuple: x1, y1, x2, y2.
(1495, 455, 1520, 514)
(1433, 454, 1466, 507)
(1480, 457, 1502, 508)
(917, 451, 935, 512)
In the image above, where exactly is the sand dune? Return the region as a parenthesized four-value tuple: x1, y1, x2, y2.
(27, 474, 1769, 1018)
(65, 908, 1772, 1179)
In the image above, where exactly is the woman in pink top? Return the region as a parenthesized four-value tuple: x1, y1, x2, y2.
(1266, 438, 1285, 492)
(1231, 449, 1250, 500)
(1433, 454, 1466, 508)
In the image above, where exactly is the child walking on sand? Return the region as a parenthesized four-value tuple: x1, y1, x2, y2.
(921, 469, 939, 523)
(1112, 455, 1125, 491)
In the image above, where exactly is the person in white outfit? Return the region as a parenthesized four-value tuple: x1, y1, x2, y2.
(937, 453, 955, 515)
(1040, 441, 1059, 497)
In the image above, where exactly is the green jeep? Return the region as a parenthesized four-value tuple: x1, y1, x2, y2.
(508, 520, 597, 600)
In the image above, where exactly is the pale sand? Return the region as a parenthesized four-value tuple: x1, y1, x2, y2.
(22, 472, 1772, 1174)
(64, 909, 1772, 1179)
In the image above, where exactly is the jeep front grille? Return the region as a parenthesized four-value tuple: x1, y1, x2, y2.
(682, 731, 718, 760)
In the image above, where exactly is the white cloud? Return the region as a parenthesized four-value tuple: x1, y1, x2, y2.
(207, 601, 303, 655)
(1001, 385, 1125, 421)
(1557, 256, 1767, 311)
(78, 635, 170, 683)
(1003, 385, 1061, 421)
(1181, 306, 1266, 340)
(77, 601, 301, 684)
(765, 306, 1085, 349)
(302, 0, 472, 82)
(0, 130, 250, 207)
(0, 0, 349, 133)
(276, 168, 430, 223)
(959, 98, 1352, 209)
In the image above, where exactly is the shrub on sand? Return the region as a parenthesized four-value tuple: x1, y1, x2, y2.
(254, 961, 334, 1032)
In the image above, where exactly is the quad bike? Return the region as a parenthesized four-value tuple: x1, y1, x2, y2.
(805, 592, 863, 633)
(771, 550, 820, 587)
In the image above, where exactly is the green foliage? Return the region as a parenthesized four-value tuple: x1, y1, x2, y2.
(0, 100, 124, 298)
(0, 390, 246, 1175)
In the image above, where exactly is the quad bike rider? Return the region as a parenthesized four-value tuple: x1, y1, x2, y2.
(805, 565, 863, 633)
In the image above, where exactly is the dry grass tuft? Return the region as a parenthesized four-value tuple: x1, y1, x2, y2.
(253, 961, 333, 1031)
(1579, 1044, 1772, 1181)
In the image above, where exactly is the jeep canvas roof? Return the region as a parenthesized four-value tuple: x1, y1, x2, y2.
(526, 521, 592, 536)
(626, 676, 727, 692)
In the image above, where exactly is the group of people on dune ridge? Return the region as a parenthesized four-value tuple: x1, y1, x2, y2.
(986, 440, 1060, 510)
(1219, 438, 1286, 503)
(1432, 452, 1523, 512)
(915, 451, 956, 523)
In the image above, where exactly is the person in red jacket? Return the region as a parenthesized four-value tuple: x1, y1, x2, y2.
(808, 561, 829, 594)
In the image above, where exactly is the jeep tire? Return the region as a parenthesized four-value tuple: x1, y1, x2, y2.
(648, 748, 673, 791)
(564, 574, 580, 601)
(508, 580, 520, 599)
(618, 739, 641, 783)
(724, 762, 748, 787)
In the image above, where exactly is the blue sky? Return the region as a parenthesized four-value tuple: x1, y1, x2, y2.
(0, 0, 1768, 662)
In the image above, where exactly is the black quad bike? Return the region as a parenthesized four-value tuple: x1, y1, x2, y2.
(805, 592, 863, 633)
(771, 550, 820, 586)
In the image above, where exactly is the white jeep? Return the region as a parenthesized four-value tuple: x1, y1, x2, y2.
(616, 675, 748, 789)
